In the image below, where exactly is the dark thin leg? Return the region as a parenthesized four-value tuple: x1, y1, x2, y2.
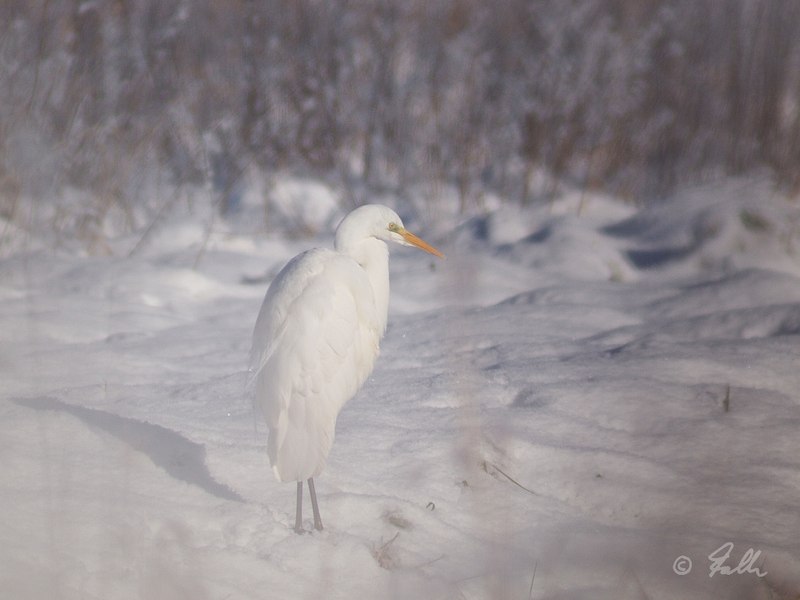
(307, 477, 323, 531)
(294, 480, 304, 534)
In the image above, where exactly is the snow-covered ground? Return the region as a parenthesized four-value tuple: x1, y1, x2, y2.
(2, 177, 799, 599)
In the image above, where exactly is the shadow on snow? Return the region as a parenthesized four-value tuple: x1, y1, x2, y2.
(14, 396, 243, 502)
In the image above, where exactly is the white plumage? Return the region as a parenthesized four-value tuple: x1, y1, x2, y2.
(249, 204, 442, 532)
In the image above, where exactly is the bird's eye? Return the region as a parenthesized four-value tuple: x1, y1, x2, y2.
(388, 222, 399, 232)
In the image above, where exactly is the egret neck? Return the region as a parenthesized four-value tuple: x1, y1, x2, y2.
(336, 236, 390, 335)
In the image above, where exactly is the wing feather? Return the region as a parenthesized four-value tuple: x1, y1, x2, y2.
(249, 248, 381, 482)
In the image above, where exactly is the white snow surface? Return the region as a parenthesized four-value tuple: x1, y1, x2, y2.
(2, 177, 800, 599)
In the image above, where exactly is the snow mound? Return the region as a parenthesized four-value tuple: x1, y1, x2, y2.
(607, 178, 800, 278)
(2, 176, 799, 599)
(266, 175, 343, 236)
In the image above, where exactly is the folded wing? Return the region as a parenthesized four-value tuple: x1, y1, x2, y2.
(249, 249, 381, 482)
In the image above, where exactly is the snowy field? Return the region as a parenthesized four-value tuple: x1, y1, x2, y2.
(2, 178, 800, 599)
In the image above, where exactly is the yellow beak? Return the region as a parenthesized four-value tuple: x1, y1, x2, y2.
(400, 229, 444, 258)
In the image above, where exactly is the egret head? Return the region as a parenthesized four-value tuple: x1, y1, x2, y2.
(335, 204, 443, 258)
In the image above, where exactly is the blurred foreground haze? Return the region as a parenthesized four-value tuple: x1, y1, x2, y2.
(2, 3, 800, 599)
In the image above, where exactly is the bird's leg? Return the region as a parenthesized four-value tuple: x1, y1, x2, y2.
(307, 478, 323, 531)
(294, 480, 304, 534)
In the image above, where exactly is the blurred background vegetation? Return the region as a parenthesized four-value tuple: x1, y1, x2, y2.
(1, 0, 799, 239)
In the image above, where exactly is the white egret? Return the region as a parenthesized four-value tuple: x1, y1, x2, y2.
(249, 204, 443, 533)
